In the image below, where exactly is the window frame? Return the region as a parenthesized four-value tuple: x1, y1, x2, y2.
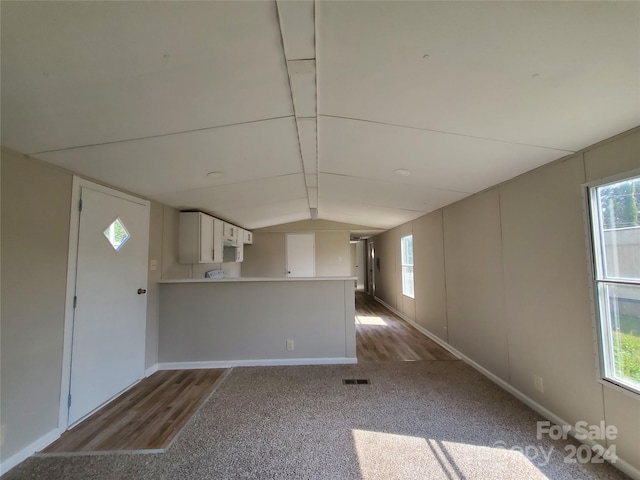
(585, 169, 640, 398)
(401, 234, 414, 299)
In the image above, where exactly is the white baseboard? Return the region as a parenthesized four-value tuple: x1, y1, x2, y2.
(0, 427, 61, 476)
(145, 363, 159, 377)
(616, 458, 640, 480)
(373, 296, 640, 480)
(158, 357, 358, 370)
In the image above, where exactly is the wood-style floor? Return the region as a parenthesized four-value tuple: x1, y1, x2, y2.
(42, 369, 226, 453)
(355, 292, 457, 362)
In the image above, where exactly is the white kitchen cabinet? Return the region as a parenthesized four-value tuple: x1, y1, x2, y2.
(236, 229, 245, 261)
(223, 222, 239, 246)
(179, 212, 223, 264)
(223, 229, 244, 263)
(243, 229, 253, 244)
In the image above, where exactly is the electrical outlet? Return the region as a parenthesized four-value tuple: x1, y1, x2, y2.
(534, 374, 544, 393)
(286, 339, 294, 351)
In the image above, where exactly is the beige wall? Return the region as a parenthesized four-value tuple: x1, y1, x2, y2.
(372, 226, 399, 309)
(316, 231, 350, 277)
(371, 127, 640, 472)
(412, 210, 447, 341)
(500, 154, 601, 425)
(243, 223, 351, 278)
(444, 188, 508, 381)
(0, 150, 187, 464)
(242, 232, 288, 277)
(1, 149, 72, 460)
(145, 201, 163, 369)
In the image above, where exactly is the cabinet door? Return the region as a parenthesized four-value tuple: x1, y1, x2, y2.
(212, 218, 223, 263)
(223, 222, 238, 246)
(200, 214, 214, 263)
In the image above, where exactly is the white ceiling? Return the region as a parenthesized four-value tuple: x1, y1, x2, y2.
(2, 1, 639, 231)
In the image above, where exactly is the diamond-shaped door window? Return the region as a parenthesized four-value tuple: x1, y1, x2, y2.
(103, 217, 130, 251)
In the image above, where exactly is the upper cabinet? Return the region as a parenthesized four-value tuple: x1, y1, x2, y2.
(223, 222, 239, 247)
(180, 212, 251, 263)
(178, 212, 223, 264)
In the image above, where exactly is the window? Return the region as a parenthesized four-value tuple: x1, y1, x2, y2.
(401, 235, 414, 298)
(588, 174, 640, 395)
(103, 217, 130, 252)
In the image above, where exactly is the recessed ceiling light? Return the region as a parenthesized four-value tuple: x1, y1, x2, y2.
(207, 171, 223, 179)
(394, 169, 411, 177)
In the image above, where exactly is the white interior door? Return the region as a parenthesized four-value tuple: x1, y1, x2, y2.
(286, 233, 315, 277)
(355, 240, 365, 290)
(68, 186, 149, 425)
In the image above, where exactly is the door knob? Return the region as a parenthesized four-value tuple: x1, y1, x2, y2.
(137, 288, 147, 295)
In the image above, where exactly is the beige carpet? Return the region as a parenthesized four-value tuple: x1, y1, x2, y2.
(5, 361, 630, 479)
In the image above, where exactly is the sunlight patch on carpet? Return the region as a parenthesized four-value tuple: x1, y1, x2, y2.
(351, 429, 548, 480)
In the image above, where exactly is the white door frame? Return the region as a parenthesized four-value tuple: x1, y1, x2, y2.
(58, 177, 150, 431)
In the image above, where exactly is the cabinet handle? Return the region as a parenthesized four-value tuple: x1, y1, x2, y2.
(137, 288, 147, 295)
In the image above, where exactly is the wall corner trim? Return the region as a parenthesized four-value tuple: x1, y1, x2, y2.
(157, 357, 357, 370)
(145, 364, 159, 377)
(372, 296, 640, 479)
(0, 428, 61, 476)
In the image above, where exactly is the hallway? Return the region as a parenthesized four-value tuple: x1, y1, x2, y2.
(354, 292, 457, 362)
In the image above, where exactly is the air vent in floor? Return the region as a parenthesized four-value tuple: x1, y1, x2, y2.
(342, 379, 370, 385)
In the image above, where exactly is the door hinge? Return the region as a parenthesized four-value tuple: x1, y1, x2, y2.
(73, 296, 77, 309)
(67, 393, 72, 408)
(79, 199, 83, 212)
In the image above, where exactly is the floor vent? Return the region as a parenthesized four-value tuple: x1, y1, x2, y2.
(342, 379, 370, 385)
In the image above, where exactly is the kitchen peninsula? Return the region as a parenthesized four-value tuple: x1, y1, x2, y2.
(157, 277, 357, 368)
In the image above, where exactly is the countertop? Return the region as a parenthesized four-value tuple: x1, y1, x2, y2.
(158, 276, 357, 284)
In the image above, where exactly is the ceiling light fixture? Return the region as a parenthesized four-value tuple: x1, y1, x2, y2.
(206, 171, 224, 179)
(423, 54, 430, 60)
(394, 169, 411, 177)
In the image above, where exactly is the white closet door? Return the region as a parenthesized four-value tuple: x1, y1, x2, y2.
(286, 233, 315, 277)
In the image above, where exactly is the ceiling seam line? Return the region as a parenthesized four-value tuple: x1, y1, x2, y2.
(317, 114, 577, 153)
(205, 196, 311, 214)
(148, 173, 306, 197)
(322, 199, 431, 215)
(275, 0, 313, 215)
(318, 171, 472, 195)
(312, 0, 320, 213)
(26, 115, 296, 155)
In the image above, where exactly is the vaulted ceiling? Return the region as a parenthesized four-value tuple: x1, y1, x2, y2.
(2, 1, 639, 230)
